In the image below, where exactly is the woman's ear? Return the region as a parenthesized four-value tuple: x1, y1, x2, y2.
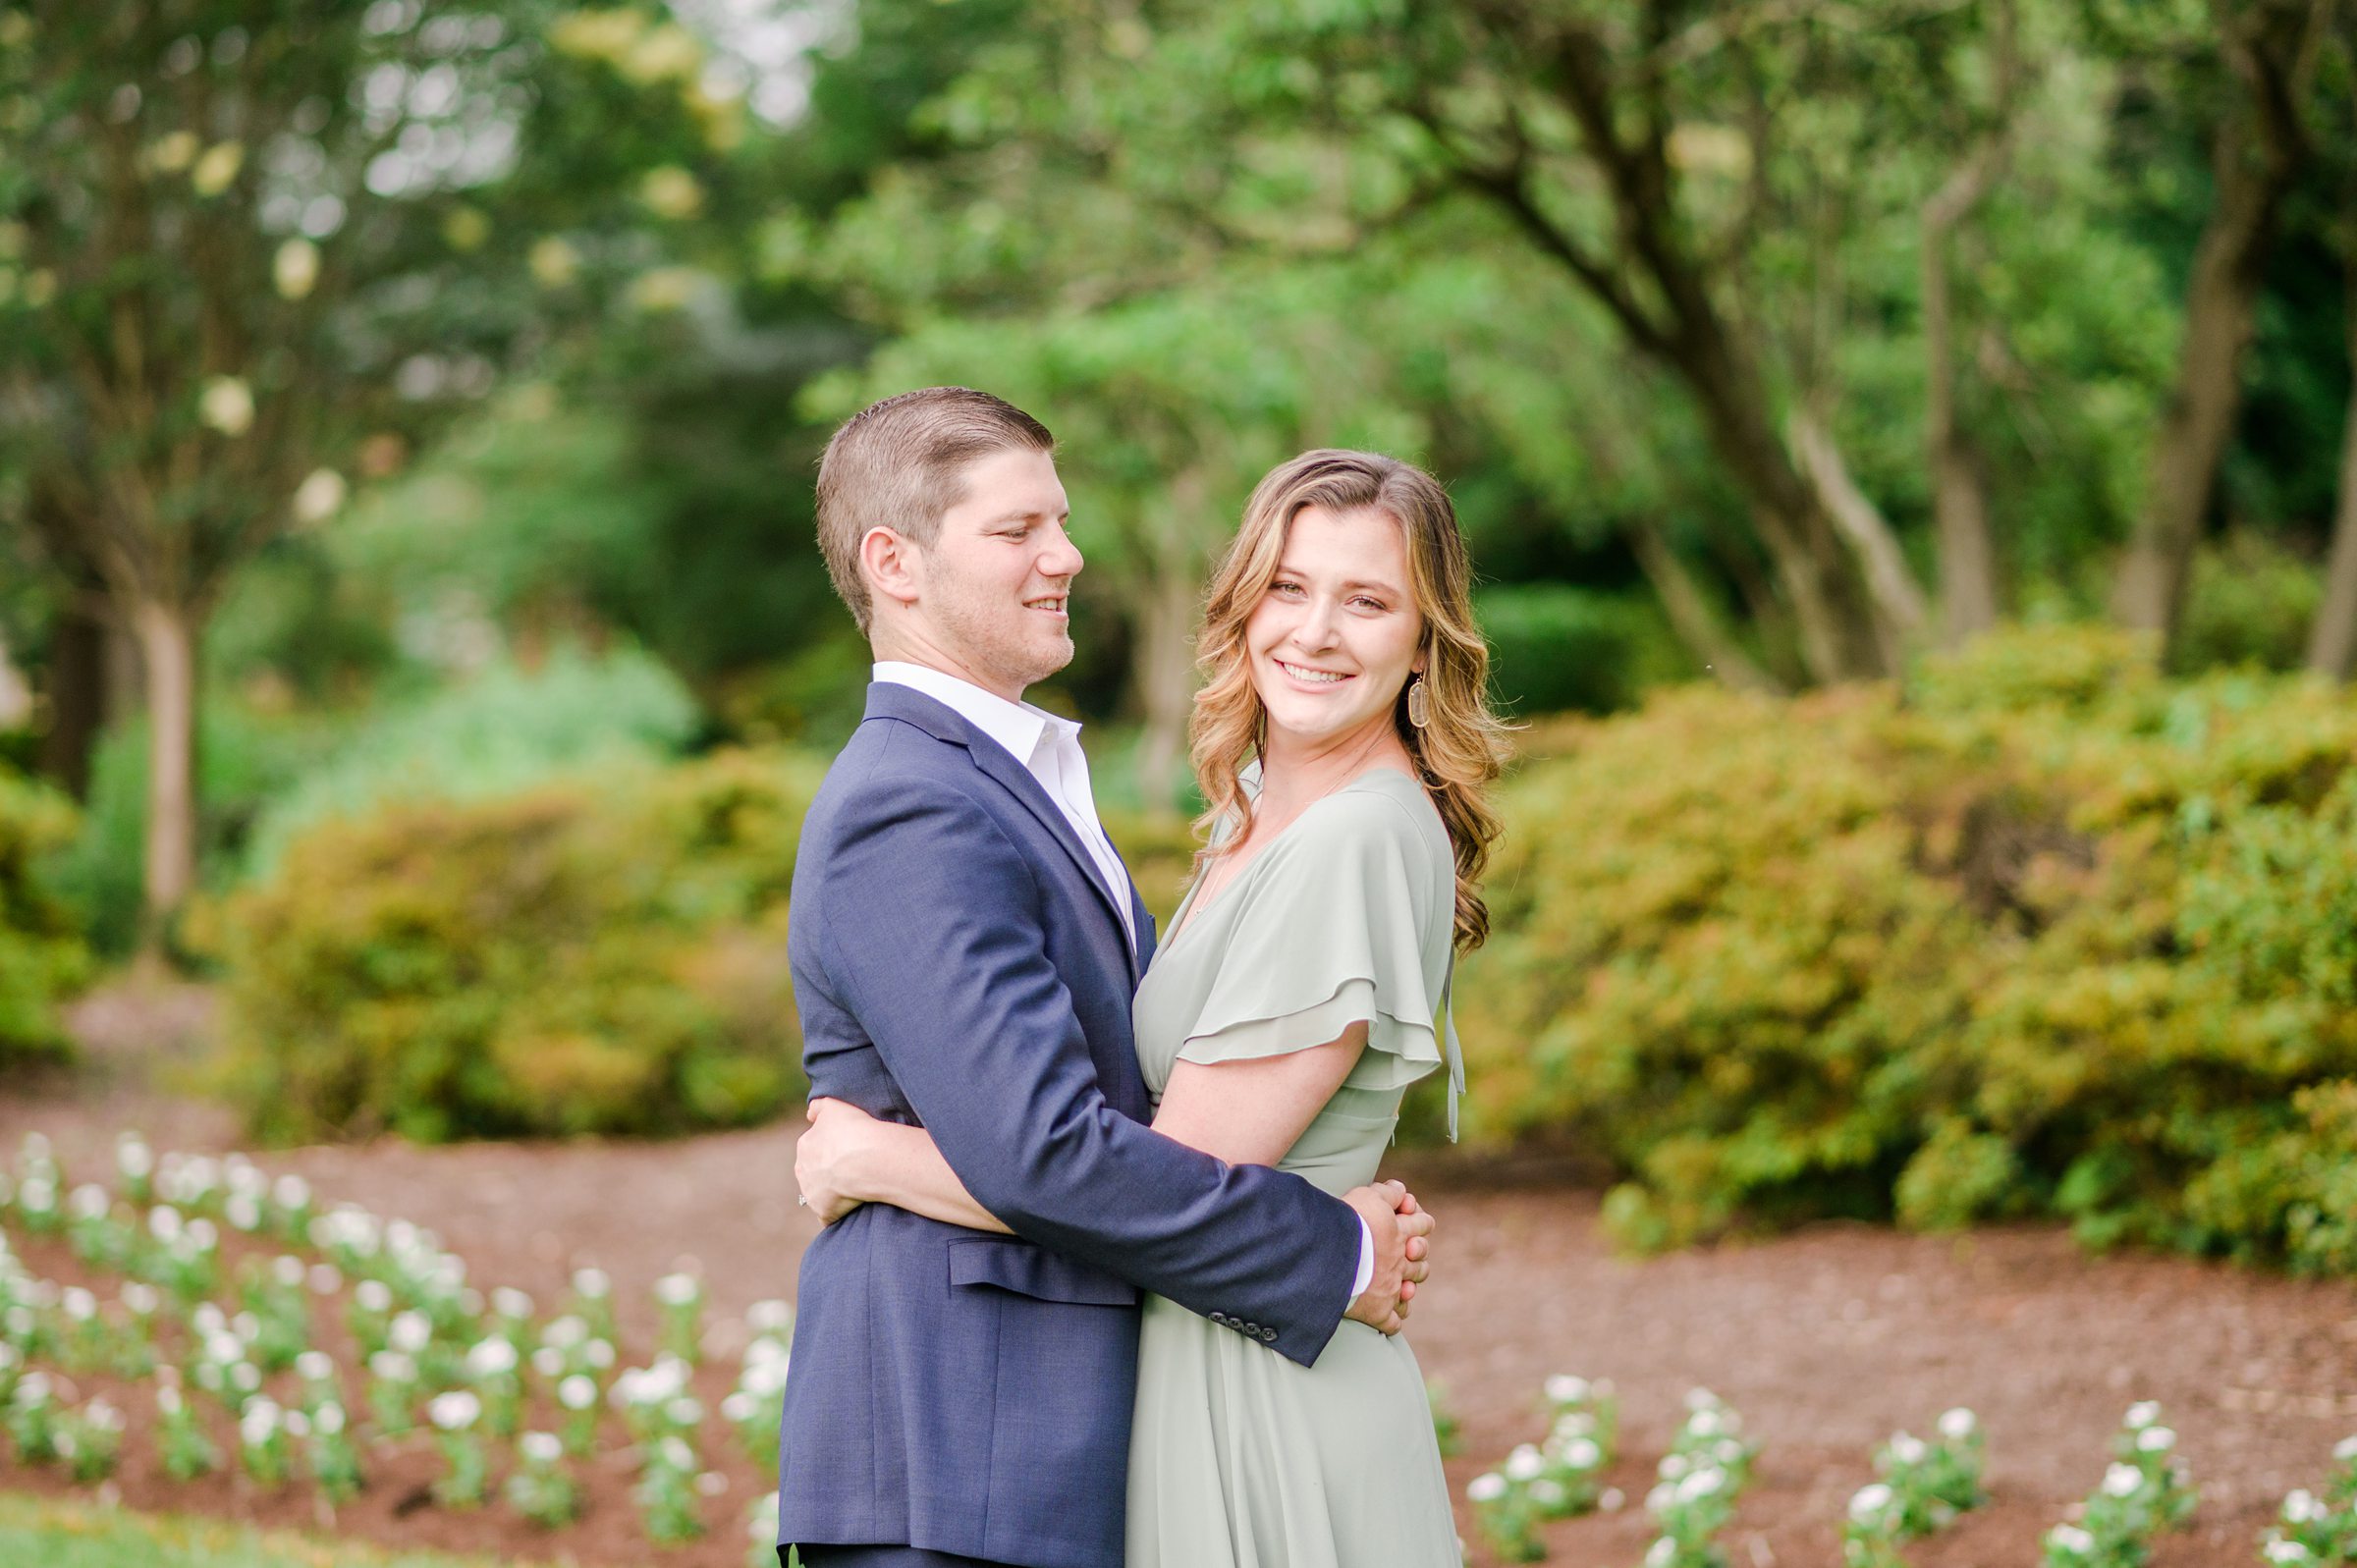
(860, 525, 922, 610)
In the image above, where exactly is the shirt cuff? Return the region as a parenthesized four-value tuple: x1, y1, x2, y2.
(1351, 1217, 1376, 1298)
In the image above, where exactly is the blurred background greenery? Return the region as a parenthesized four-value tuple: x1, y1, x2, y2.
(2, 0, 2356, 1266)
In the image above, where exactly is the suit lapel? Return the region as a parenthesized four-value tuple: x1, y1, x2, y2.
(866, 684, 1141, 985)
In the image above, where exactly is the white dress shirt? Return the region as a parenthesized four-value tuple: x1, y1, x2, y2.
(870, 662, 1378, 1300)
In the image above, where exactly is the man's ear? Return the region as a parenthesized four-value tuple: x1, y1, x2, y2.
(860, 525, 922, 611)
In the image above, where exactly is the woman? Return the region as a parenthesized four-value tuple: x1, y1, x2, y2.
(796, 449, 1507, 1566)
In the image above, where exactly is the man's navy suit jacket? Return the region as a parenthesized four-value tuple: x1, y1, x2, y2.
(776, 682, 1363, 1568)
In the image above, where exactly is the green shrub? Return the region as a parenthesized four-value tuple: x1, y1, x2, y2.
(241, 645, 699, 881)
(1457, 623, 2357, 1271)
(212, 748, 821, 1143)
(0, 768, 91, 1061)
(44, 702, 322, 957)
(1477, 583, 1691, 717)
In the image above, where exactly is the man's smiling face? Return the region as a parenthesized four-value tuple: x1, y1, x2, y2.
(905, 445, 1083, 701)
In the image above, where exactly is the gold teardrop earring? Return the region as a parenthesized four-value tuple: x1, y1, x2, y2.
(1405, 674, 1431, 730)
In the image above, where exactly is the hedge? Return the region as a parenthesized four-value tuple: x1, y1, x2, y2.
(1457, 624, 2357, 1271)
(0, 767, 91, 1061)
(210, 748, 821, 1143)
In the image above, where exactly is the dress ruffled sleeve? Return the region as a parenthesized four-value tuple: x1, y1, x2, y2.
(1174, 787, 1449, 1101)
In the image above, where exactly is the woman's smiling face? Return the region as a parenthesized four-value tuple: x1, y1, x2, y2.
(1245, 503, 1424, 751)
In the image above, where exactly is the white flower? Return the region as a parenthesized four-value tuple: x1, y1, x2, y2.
(1544, 1374, 1591, 1405)
(70, 1183, 109, 1219)
(655, 1271, 702, 1307)
(1561, 1437, 1602, 1471)
(273, 1255, 305, 1287)
(1466, 1471, 1507, 1503)
(314, 1402, 346, 1435)
(544, 1314, 588, 1349)
(273, 1174, 309, 1211)
(191, 140, 244, 195)
(573, 1267, 611, 1299)
(2101, 1462, 2144, 1498)
(1683, 1387, 1722, 1412)
(389, 1311, 430, 1354)
(1938, 1407, 1978, 1440)
(240, 1397, 283, 1444)
(1645, 1483, 1675, 1514)
(466, 1338, 519, 1377)
(61, 1286, 95, 1321)
(199, 377, 253, 437)
(368, 1350, 415, 1383)
(532, 1347, 564, 1379)
(2334, 1434, 2357, 1463)
(1552, 1411, 1597, 1441)
(1675, 1466, 1726, 1503)
(722, 1390, 757, 1423)
(695, 1469, 728, 1497)
(746, 1300, 794, 1335)
(2136, 1426, 2175, 1453)
(2268, 1541, 2317, 1564)
(1645, 1538, 1676, 1568)
(429, 1390, 481, 1431)
(296, 1351, 333, 1383)
(1657, 1453, 1689, 1481)
(2123, 1400, 2161, 1430)
(1850, 1483, 1894, 1522)
(2047, 1523, 2095, 1555)
(493, 1287, 534, 1321)
(1505, 1443, 1545, 1482)
(122, 1283, 159, 1316)
(2283, 1488, 2325, 1524)
(284, 1409, 311, 1438)
(558, 1374, 597, 1411)
(1890, 1433, 1927, 1465)
(668, 1395, 705, 1429)
(584, 1338, 616, 1370)
(1686, 1409, 1724, 1437)
(147, 1205, 184, 1243)
(356, 1279, 392, 1313)
(272, 238, 319, 300)
(157, 1384, 184, 1416)
(309, 1263, 342, 1295)
(115, 1134, 153, 1178)
(657, 1434, 694, 1472)
(1530, 1478, 1567, 1510)
(521, 1431, 563, 1464)
(291, 469, 346, 526)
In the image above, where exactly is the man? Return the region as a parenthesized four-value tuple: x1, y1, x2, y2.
(777, 387, 1431, 1568)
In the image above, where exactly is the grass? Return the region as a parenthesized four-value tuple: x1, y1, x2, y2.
(0, 1491, 548, 1568)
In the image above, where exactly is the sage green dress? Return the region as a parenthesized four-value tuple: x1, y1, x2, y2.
(1125, 765, 1463, 1568)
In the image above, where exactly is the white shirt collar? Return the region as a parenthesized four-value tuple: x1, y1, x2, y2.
(871, 661, 1078, 761)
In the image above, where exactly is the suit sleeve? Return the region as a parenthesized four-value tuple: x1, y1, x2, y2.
(813, 761, 1362, 1367)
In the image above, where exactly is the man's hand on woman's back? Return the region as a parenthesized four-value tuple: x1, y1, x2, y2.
(1342, 1179, 1436, 1335)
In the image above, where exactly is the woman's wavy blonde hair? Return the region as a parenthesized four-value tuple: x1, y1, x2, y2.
(1190, 450, 1511, 952)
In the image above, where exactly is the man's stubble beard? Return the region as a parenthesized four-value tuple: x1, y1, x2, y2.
(928, 572, 1073, 695)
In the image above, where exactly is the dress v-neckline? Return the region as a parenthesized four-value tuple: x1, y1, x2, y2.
(1162, 765, 1419, 951)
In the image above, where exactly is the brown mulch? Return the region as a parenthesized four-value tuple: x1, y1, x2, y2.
(3, 982, 2354, 1566)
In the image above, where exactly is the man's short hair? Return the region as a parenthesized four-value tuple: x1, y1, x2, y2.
(814, 387, 1056, 633)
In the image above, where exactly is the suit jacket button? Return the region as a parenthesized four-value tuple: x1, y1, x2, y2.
(1209, 1312, 1229, 1325)
(1242, 1321, 1260, 1334)
(1260, 1326, 1278, 1342)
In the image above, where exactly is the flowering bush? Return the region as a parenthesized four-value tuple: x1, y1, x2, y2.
(1641, 1390, 1755, 1568)
(2260, 1436, 2357, 1564)
(1458, 626, 2357, 1273)
(1843, 1407, 1987, 1566)
(2043, 1402, 2197, 1567)
(1466, 1374, 1623, 1560)
(212, 747, 821, 1143)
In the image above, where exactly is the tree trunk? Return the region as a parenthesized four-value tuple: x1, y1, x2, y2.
(2112, 0, 2323, 643)
(1130, 556, 1201, 813)
(1789, 407, 1932, 669)
(1922, 144, 2006, 645)
(34, 602, 108, 798)
(130, 596, 199, 946)
(1627, 523, 1784, 694)
(2308, 279, 2357, 677)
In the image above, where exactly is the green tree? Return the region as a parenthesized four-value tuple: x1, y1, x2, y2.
(0, 0, 737, 944)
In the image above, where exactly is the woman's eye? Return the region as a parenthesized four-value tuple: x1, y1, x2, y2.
(1272, 580, 1303, 596)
